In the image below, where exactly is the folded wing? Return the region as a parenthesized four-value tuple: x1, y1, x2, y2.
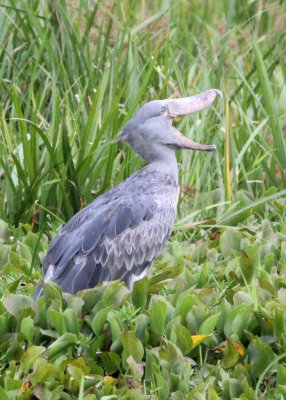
(34, 193, 175, 299)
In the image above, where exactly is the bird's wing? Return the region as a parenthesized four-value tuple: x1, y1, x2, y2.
(41, 186, 120, 275)
(39, 194, 175, 295)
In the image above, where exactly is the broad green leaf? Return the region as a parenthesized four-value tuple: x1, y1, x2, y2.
(48, 333, 77, 361)
(66, 365, 85, 386)
(0, 387, 8, 400)
(145, 349, 160, 382)
(107, 311, 123, 343)
(46, 309, 65, 335)
(33, 384, 53, 400)
(3, 294, 38, 319)
(277, 364, 286, 386)
(175, 294, 196, 324)
(220, 228, 241, 258)
(171, 323, 193, 355)
(91, 305, 113, 336)
(149, 297, 168, 336)
(258, 277, 275, 296)
(99, 352, 121, 375)
(240, 244, 260, 283)
(163, 340, 184, 375)
(233, 291, 254, 307)
(224, 304, 252, 337)
(221, 339, 240, 368)
(0, 315, 9, 336)
(31, 364, 57, 386)
(42, 281, 63, 303)
(0, 244, 11, 269)
(63, 308, 80, 335)
(247, 337, 276, 377)
(135, 313, 149, 344)
(132, 276, 149, 309)
(21, 346, 46, 373)
(20, 317, 35, 343)
(121, 331, 144, 362)
(155, 371, 170, 400)
(208, 386, 219, 400)
(274, 307, 284, 340)
(199, 313, 220, 335)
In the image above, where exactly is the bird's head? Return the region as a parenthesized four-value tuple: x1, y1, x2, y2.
(118, 89, 222, 163)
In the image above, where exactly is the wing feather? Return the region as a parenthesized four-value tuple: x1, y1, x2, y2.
(36, 186, 177, 298)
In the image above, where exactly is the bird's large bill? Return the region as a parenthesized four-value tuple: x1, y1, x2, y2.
(165, 89, 222, 151)
(166, 89, 222, 117)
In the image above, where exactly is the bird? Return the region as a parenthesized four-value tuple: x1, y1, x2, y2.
(34, 89, 222, 299)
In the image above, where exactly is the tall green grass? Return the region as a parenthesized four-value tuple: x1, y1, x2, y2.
(0, 0, 285, 231)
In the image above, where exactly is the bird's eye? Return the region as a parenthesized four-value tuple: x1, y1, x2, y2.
(160, 106, 167, 115)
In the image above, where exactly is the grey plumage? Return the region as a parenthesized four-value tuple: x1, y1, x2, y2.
(34, 89, 222, 299)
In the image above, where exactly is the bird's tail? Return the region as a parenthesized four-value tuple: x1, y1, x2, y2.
(33, 280, 44, 300)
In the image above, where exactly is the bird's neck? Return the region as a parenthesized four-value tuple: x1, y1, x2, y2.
(146, 152, 179, 186)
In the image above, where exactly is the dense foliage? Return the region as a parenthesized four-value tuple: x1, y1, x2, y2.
(0, 219, 286, 399)
(0, 0, 285, 399)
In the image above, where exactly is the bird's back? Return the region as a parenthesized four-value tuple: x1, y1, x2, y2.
(34, 166, 178, 299)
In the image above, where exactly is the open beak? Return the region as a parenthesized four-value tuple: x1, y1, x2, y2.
(167, 89, 222, 151)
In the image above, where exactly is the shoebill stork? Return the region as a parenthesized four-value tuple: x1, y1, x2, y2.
(34, 89, 222, 299)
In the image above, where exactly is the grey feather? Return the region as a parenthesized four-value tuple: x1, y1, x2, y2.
(34, 89, 220, 299)
(35, 170, 177, 298)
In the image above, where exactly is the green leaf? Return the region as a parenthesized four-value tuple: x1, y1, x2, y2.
(224, 304, 252, 337)
(31, 364, 57, 386)
(66, 365, 85, 386)
(135, 313, 149, 344)
(174, 294, 196, 324)
(221, 339, 240, 368)
(107, 311, 123, 343)
(3, 294, 38, 319)
(274, 307, 284, 339)
(164, 340, 184, 375)
(155, 371, 170, 400)
(33, 384, 53, 400)
(277, 364, 286, 386)
(121, 331, 144, 362)
(240, 245, 260, 283)
(99, 352, 121, 375)
(91, 305, 113, 336)
(199, 313, 220, 335)
(42, 281, 63, 302)
(207, 385, 219, 400)
(171, 323, 193, 355)
(149, 297, 168, 336)
(220, 228, 241, 258)
(20, 317, 35, 343)
(0, 387, 8, 400)
(21, 346, 46, 373)
(0, 244, 11, 269)
(0, 316, 9, 339)
(63, 308, 80, 335)
(48, 333, 77, 361)
(132, 276, 149, 309)
(0, 219, 9, 242)
(46, 309, 65, 335)
(247, 336, 276, 377)
(233, 291, 254, 307)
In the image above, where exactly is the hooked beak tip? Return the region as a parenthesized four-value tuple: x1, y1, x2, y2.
(213, 89, 223, 99)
